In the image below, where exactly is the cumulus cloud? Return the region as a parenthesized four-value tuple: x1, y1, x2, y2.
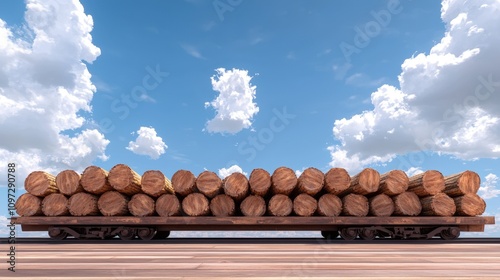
(126, 127, 167, 159)
(218, 164, 247, 178)
(204, 68, 259, 134)
(479, 173, 500, 199)
(406, 167, 424, 177)
(329, 0, 500, 172)
(0, 0, 109, 183)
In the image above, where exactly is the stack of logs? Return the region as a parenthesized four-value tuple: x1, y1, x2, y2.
(15, 164, 487, 218)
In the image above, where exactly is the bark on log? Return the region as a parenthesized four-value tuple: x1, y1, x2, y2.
(56, 170, 83, 196)
(293, 193, 318, 217)
(209, 194, 235, 216)
(392, 192, 422, 216)
(25, 171, 58, 197)
(324, 168, 351, 195)
(81, 166, 113, 195)
(317, 194, 342, 217)
(240, 195, 266, 217)
(267, 194, 293, 216)
(249, 168, 271, 196)
(171, 170, 197, 197)
(271, 167, 297, 196)
(377, 170, 409, 196)
(42, 193, 69, 216)
(182, 193, 210, 216)
(196, 171, 222, 198)
(108, 164, 142, 196)
(444, 171, 481, 197)
(155, 194, 181, 217)
(128, 194, 155, 217)
(223, 172, 249, 201)
(420, 193, 456, 216)
(68, 192, 100, 216)
(340, 168, 380, 196)
(141, 170, 174, 197)
(369, 194, 394, 217)
(453, 194, 486, 216)
(15, 193, 42, 217)
(342, 194, 369, 217)
(98, 191, 130, 216)
(297, 167, 324, 196)
(407, 170, 445, 197)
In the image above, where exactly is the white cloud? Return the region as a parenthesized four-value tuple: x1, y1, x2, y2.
(329, 0, 500, 173)
(479, 173, 500, 199)
(406, 167, 424, 177)
(181, 43, 204, 59)
(204, 68, 259, 134)
(0, 0, 109, 184)
(126, 127, 167, 159)
(218, 164, 247, 178)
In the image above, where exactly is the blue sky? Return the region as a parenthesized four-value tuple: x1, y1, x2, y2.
(0, 0, 499, 237)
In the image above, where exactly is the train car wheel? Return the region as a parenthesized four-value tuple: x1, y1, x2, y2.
(440, 227, 460, 240)
(118, 228, 136, 240)
(48, 228, 68, 240)
(359, 228, 376, 240)
(321, 231, 339, 240)
(339, 228, 358, 240)
(138, 228, 157, 240)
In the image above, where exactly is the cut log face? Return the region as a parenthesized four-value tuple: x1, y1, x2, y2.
(172, 170, 197, 197)
(271, 167, 297, 196)
(155, 194, 181, 217)
(42, 193, 69, 216)
(342, 194, 369, 217)
(392, 192, 422, 216)
(317, 194, 342, 217)
(128, 194, 155, 217)
(141, 170, 174, 197)
(368, 194, 394, 217)
(56, 170, 83, 196)
(25, 171, 58, 197)
(249, 168, 271, 196)
(223, 172, 249, 201)
(81, 166, 113, 195)
(15, 193, 42, 217)
(297, 167, 324, 196)
(68, 192, 100, 216)
(267, 194, 293, 216)
(407, 170, 445, 197)
(293, 193, 318, 217)
(98, 191, 130, 216)
(182, 193, 210, 216)
(420, 193, 456, 217)
(453, 194, 486, 216)
(108, 164, 142, 196)
(210, 194, 235, 216)
(341, 168, 380, 196)
(377, 170, 409, 196)
(240, 195, 266, 217)
(444, 171, 481, 197)
(196, 171, 222, 198)
(324, 168, 351, 195)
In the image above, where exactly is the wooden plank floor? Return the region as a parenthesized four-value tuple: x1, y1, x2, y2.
(2, 238, 500, 279)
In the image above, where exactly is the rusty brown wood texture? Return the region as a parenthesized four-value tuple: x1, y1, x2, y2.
(209, 194, 236, 217)
(341, 168, 380, 196)
(80, 166, 113, 195)
(444, 170, 481, 197)
(368, 194, 394, 217)
(15, 193, 43, 217)
(141, 170, 174, 197)
(268, 194, 293, 216)
(171, 170, 197, 197)
(25, 171, 58, 197)
(377, 170, 409, 196)
(420, 193, 456, 217)
(97, 191, 130, 216)
(293, 193, 318, 217)
(55, 169, 83, 196)
(392, 192, 422, 216)
(128, 193, 155, 217)
(408, 170, 445, 197)
(342, 194, 369, 217)
(248, 168, 271, 196)
(297, 167, 324, 196)
(323, 167, 351, 195)
(41, 193, 69, 217)
(155, 193, 181, 217)
(223, 172, 249, 201)
(240, 195, 267, 217)
(317, 193, 342, 217)
(182, 193, 210, 216)
(271, 167, 297, 196)
(196, 171, 222, 198)
(68, 192, 100, 216)
(108, 164, 142, 196)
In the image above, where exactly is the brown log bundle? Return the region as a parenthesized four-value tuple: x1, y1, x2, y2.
(340, 168, 380, 196)
(209, 194, 236, 216)
(196, 171, 222, 198)
(271, 167, 297, 196)
(444, 171, 481, 197)
(98, 191, 129, 216)
(317, 194, 342, 217)
(141, 170, 174, 197)
(342, 194, 369, 217)
(324, 167, 351, 195)
(392, 192, 422, 216)
(182, 193, 210, 216)
(223, 172, 249, 201)
(407, 170, 444, 197)
(55, 170, 83, 196)
(249, 168, 271, 196)
(420, 193, 456, 216)
(68, 192, 100, 216)
(25, 171, 58, 197)
(297, 167, 324, 196)
(377, 170, 409, 196)
(81, 166, 113, 195)
(369, 194, 394, 217)
(108, 164, 142, 196)
(453, 194, 486, 216)
(240, 195, 266, 217)
(155, 194, 181, 217)
(293, 193, 318, 217)
(15, 193, 43, 216)
(41, 193, 69, 216)
(171, 170, 196, 197)
(128, 194, 155, 217)
(267, 194, 293, 216)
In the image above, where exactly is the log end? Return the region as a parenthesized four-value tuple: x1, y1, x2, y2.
(42, 193, 69, 216)
(369, 194, 394, 217)
(297, 167, 324, 196)
(249, 168, 271, 196)
(293, 193, 318, 217)
(68, 192, 100, 216)
(98, 191, 130, 216)
(81, 166, 111, 195)
(196, 171, 222, 198)
(25, 171, 57, 197)
(324, 167, 351, 195)
(56, 170, 82, 196)
(240, 195, 266, 217)
(209, 194, 235, 216)
(268, 194, 293, 216)
(223, 172, 249, 201)
(141, 170, 172, 197)
(271, 167, 297, 195)
(342, 194, 369, 217)
(182, 193, 210, 216)
(128, 194, 155, 217)
(15, 193, 42, 217)
(155, 194, 181, 217)
(172, 170, 196, 196)
(317, 194, 342, 217)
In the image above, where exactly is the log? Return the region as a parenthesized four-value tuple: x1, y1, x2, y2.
(240, 195, 266, 217)
(297, 167, 324, 196)
(25, 171, 58, 197)
(267, 194, 293, 216)
(271, 167, 297, 195)
(171, 170, 196, 197)
(368, 194, 394, 217)
(128, 194, 155, 217)
(56, 170, 83, 196)
(444, 171, 481, 197)
(420, 193, 456, 216)
(15, 193, 42, 216)
(81, 166, 113, 195)
(196, 171, 222, 198)
(324, 168, 351, 195)
(317, 194, 342, 217)
(342, 194, 369, 217)
(377, 170, 409, 196)
(293, 193, 318, 217)
(209, 194, 235, 216)
(98, 191, 130, 216)
(453, 194, 486, 216)
(42, 193, 69, 216)
(392, 192, 422, 216)
(68, 192, 100, 216)
(155, 194, 181, 217)
(223, 172, 249, 201)
(407, 170, 444, 197)
(182, 193, 210, 216)
(249, 168, 271, 196)
(108, 164, 142, 196)
(340, 168, 380, 196)
(141, 170, 174, 197)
